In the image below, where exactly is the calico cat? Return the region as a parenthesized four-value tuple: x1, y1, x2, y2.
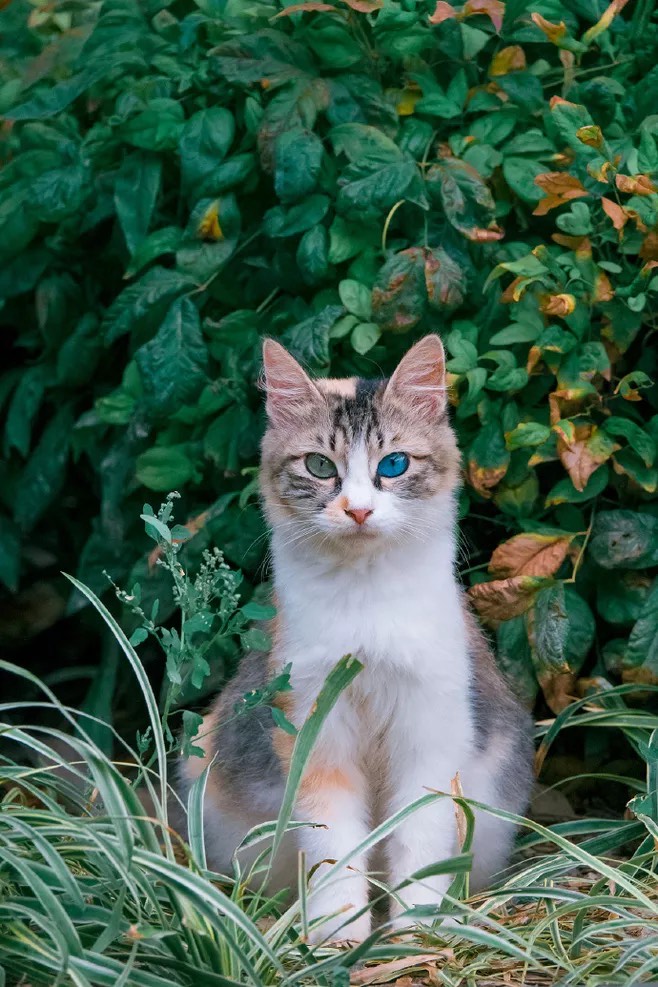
(180, 335, 534, 943)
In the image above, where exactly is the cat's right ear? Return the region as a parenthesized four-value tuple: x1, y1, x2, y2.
(262, 339, 322, 426)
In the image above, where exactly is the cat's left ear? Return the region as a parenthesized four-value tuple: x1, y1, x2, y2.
(262, 339, 322, 426)
(384, 335, 447, 418)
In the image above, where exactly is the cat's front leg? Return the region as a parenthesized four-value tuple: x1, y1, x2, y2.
(296, 758, 371, 944)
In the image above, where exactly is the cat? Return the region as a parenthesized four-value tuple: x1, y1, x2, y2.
(179, 334, 534, 943)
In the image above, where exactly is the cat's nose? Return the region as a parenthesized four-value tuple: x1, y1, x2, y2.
(345, 507, 373, 526)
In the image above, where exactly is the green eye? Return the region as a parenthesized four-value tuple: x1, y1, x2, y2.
(305, 453, 337, 479)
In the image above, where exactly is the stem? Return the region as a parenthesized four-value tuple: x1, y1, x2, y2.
(565, 507, 596, 584)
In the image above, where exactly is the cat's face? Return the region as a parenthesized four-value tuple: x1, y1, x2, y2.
(260, 336, 461, 553)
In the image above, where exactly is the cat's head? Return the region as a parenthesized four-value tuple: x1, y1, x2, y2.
(260, 335, 461, 553)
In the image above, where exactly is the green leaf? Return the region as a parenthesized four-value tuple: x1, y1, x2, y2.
(119, 98, 185, 152)
(136, 446, 198, 491)
(280, 304, 341, 371)
(275, 127, 324, 203)
(263, 194, 330, 238)
(495, 616, 538, 705)
(351, 322, 381, 355)
(338, 279, 372, 319)
(372, 248, 426, 332)
(505, 422, 551, 450)
(56, 315, 102, 388)
(4, 364, 48, 458)
(603, 417, 656, 467)
(241, 627, 272, 651)
(296, 224, 329, 284)
(0, 516, 21, 592)
(337, 160, 425, 219)
(114, 153, 162, 255)
(427, 156, 500, 241)
(14, 406, 74, 531)
(102, 267, 193, 344)
(176, 195, 241, 281)
(590, 511, 658, 570)
(545, 464, 608, 506)
(27, 162, 90, 223)
(179, 107, 235, 193)
(135, 297, 208, 417)
(329, 123, 402, 165)
(241, 601, 277, 621)
(597, 572, 653, 626)
(125, 226, 183, 278)
(626, 580, 658, 679)
(503, 156, 546, 203)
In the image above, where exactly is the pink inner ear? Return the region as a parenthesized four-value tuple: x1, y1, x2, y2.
(386, 335, 447, 416)
(262, 339, 320, 425)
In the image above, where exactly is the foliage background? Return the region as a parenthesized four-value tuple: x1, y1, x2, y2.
(2, 0, 658, 767)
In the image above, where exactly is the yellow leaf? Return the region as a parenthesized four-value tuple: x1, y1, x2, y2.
(576, 125, 603, 149)
(531, 11, 567, 44)
(197, 201, 223, 241)
(582, 0, 630, 44)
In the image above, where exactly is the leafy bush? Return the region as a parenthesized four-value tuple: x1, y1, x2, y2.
(2, 0, 658, 718)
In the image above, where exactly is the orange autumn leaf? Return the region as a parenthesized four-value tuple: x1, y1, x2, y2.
(489, 532, 575, 579)
(463, 0, 505, 32)
(593, 270, 614, 303)
(533, 172, 588, 215)
(540, 293, 576, 317)
(467, 459, 507, 498)
(469, 225, 504, 242)
(428, 0, 457, 23)
(551, 233, 592, 256)
(532, 12, 567, 43)
(468, 575, 548, 626)
(556, 423, 618, 492)
(615, 174, 657, 196)
(601, 197, 628, 232)
(490, 45, 526, 76)
(275, 2, 335, 15)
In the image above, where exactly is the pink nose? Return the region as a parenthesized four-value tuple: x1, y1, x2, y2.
(345, 508, 373, 526)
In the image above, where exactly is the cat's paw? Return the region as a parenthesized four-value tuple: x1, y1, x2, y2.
(307, 898, 371, 945)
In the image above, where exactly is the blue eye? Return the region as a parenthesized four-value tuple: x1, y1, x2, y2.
(377, 452, 409, 478)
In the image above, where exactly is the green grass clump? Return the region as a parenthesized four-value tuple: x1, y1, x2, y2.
(1, 579, 658, 985)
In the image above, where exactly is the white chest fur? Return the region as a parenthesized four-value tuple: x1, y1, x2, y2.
(270, 521, 474, 757)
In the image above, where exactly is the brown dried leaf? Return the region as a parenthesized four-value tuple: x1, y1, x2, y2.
(350, 954, 445, 986)
(468, 575, 548, 626)
(489, 532, 574, 579)
(539, 292, 576, 317)
(557, 423, 617, 492)
(533, 172, 588, 216)
(615, 173, 657, 196)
